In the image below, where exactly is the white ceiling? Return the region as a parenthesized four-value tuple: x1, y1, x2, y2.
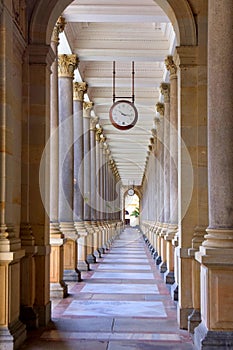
(61, 0, 176, 186)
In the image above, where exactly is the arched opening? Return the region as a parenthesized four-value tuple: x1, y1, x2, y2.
(124, 193, 140, 227)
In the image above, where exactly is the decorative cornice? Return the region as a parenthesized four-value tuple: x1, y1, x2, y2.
(58, 54, 78, 78)
(73, 82, 88, 101)
(156, 102, 164, 116)
(165, 55, 177, 76)
(83, 101, 94, 118)
(160, 82, 170, 103)
(52, 16, 66, 43)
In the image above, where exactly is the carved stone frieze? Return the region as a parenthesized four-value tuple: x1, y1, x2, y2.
(73, 82, 88, 101)
(58, 54, 78, 78)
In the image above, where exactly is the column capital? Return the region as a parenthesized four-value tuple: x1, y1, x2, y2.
(165, 55, 177, 76)
(96, 125, 103, 142)
(73, 82, 88, 101)
(155, 102, 164, 116)
(160, 82, 170, 103)
(58, 54, 79, 78)
(51, 16, 66, 43)
(90, 116, 99, 131)
(83, 101, 94, 118)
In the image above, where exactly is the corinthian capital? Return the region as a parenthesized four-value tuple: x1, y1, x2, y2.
(73, 82, 88, 101)
(58, 54, 78, 78)
(165, 55, 177, 76)
(83, 101, 94, 118)
(52, 16, 66, 43)
(90, 116, 99, 131)
(156, 102, 164, 116)
(160, 82, 170, 103)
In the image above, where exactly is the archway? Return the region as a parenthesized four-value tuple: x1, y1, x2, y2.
(124, 193, 140, 227)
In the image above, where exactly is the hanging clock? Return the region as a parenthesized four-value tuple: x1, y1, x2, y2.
(127, 188, 135, 196)
(109, 100, 138, 130)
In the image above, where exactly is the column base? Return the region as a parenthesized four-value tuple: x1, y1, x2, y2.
(20, 305, 39, 330)
(194, 321, 233, 350)
(164, 271, 175, 284)
(63, 269, 81, 282)
(177, 306, 193, 330)
(34, 301, 51, 327)
(188, 309, 201, 334)
(98, 247, 105, 255)
(86, 254, 97, 264)
(0, 320, 27, 350)
(78, 260, 90, 271)
(50, 281, 68, 298)
(170, 282, 178, 301)
(159, 261, 167, 273)
(155, 255, 162, 265)
(94, 249, 101, 258)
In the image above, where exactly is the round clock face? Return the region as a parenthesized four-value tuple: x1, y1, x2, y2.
(128, 188, 135, 196)
(109, 100, 138, 130)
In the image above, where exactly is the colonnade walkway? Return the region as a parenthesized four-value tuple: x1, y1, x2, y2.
(20, 228, 194, 350)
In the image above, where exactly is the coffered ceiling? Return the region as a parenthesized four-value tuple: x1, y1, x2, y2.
(60, 0, 176, 186)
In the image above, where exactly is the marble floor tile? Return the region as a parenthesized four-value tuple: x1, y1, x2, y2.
(80, 283, 159, 294)
(98, 264, 151, 270)
(18, 227, 194, 350)
(63, 300, 167, 317)
(103, 258, 148, 263)
(41, 330, 180, 341)
(91, 272, 154, 279)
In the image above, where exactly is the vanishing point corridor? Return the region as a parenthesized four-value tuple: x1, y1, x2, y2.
(20, 228, 194, 350)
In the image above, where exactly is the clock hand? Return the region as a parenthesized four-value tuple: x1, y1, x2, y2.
(120, 112, 129, 117)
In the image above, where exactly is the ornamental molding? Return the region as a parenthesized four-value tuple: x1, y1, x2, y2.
(165, 55, 177, 76)
(52, 16, 66, 43)
(160, 82, 170, 103)
(73, 82, 88, 101)
(58, 54, 78, 78)
(156, 102, 164, 116)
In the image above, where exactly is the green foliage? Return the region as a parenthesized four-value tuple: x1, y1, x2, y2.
(130, 207, 139, 217)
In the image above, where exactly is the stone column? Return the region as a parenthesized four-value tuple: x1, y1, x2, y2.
(83, 102, 96, 264)
(49, 17, 68, 298)
(164, 56, 179, 286)
(73, 82, 89, 272)
(58, 54, 80, 281)
(195, 1, 233, 348)
(90, 116, 102, 257)
(155, 102, 164, 266)
(0, 4, 26, 347)
(159, 82, 170, 273)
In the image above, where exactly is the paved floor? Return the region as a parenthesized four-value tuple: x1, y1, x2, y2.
(19, 227, 194, 350)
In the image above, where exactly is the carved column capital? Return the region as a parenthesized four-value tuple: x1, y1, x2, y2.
(58, 54, 78, 78)
(156, 102, 164, 116)
(96, 126, 103, 142)
(52, 16, 66, 43)
(83, 101, 94, 118)
(160, 82, 170, 103)
(90, 116, 99, 131)
(73, 82, 88, 101)
(165, 55, 177, 76)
